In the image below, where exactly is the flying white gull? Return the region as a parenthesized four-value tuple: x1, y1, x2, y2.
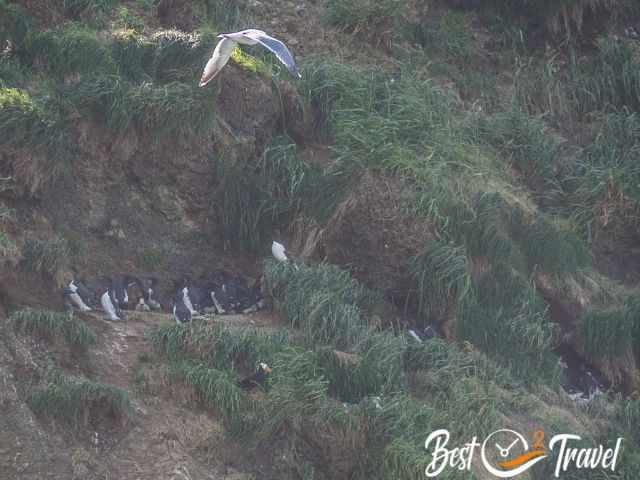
(199, 29, 301, 86)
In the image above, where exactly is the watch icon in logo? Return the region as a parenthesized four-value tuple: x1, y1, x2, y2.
(481, 429, 547, 478)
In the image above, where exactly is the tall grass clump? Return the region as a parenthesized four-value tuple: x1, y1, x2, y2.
(324, 0, 402, 38)
(110, 29, 155, 80)
(0, 1, 32, 51)
(27, 25, 116, 78)
(22, 235, 70, 277)
(403, 11, 471, 60)
(150, 30, 215, 82)
(214, 137, 345, 252)
(265, 260, 379, 349)
(201, 0, 246, 31)
(66, 76, 216, 137)
(313, 333, 406, 403)
(171, 361, 251, 435)
(580, 305, 637, 359)
(152, 322, 289, 370)
(572, 38, 640, 114)
(510, 212, 591, 274)
(11, 308, 97, 348)
(475, 106, 560, 186)
(457, 264, 560, 383)
(0, 88, 76, 193)
(565, 112, 640, 238)
(409, 240, 471, 321)
(29, 369, 131, 427)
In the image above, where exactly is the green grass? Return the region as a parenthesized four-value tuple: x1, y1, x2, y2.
(323, 0, 403, 38)
(403, 11, 472, 61)
(214, 136, 346, 252)
(409, 240, 472, 321)
(571, 38, 640, 114)
(22, 235, 70, 277)
(265, 259, 379, 349)
(201, 0, 247, 31)
(152, 322, 289, 370)
(66, 75, 217, 137)
(580, 302, 638, 359)
(564, 112, 640, 239)
(27, 25, 117, 78)
(511, 212, 591, 274)
(10, 308, 97, 348)
(29, 369, 131, 428)
(170, 361, 251, 435)
(0, 1, 32, 53)
(475, 105, 561, 187)
(0, 87, 76, 194)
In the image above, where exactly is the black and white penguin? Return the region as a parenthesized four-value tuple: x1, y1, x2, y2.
(238, 362, 272, 390)
(173, 293, 193, 324)
(100, 288, 122, 321)
(63, 280, 92, 312)
(111, 275, 130, 310)
(408, 325, 438, 343)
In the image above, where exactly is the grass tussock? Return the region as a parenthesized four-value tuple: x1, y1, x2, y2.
(214, 137, 345, 252)
(572, 38, 640, 114)
(29, 369, 131, 427)
(28, 25, 116, 78)
(10, 308, 97, 348)
(170, 361, 251, 435)
(324, 0, 403, 41)
(22, 235, 70, 277)
(151, 322, 289, 371)
(565, 112, 640, 239)
(265, 259, 379, 349)
(409, 240, 471, 320)
(0, 88, 75, 194)
(580, 299, 639, 359)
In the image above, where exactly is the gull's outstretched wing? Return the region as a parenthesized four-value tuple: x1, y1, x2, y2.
(241, 30, 301, 78)
(199, 37, 237, 87)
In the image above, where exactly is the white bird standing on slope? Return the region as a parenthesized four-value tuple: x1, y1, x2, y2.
(272, 241, 299, 270)
(199, 29, 302, 87)
(272, 241, 289, 263)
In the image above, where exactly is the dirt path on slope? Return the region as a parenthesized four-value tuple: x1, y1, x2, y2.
(74, 310, 282, 480)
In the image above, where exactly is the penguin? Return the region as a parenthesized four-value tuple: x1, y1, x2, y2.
(237, 362, 272, 390)
(173, 294, 192, 324)
(111, 275, 130, 309)
(101, 289, 122, 321)
(181, 287, 198, 316)
(64, 280, 92, 311)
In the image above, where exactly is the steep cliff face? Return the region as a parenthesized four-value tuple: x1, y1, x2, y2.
(1, 0, 640, 479)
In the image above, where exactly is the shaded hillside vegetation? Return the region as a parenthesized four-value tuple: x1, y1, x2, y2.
(1, 0, 640, 479)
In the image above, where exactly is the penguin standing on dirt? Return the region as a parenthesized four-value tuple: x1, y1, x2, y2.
(173, 293, 193, 324)
(63, 280, 92, 312)
(101, 288, 122, 321)
(112, 275, 130, 310)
